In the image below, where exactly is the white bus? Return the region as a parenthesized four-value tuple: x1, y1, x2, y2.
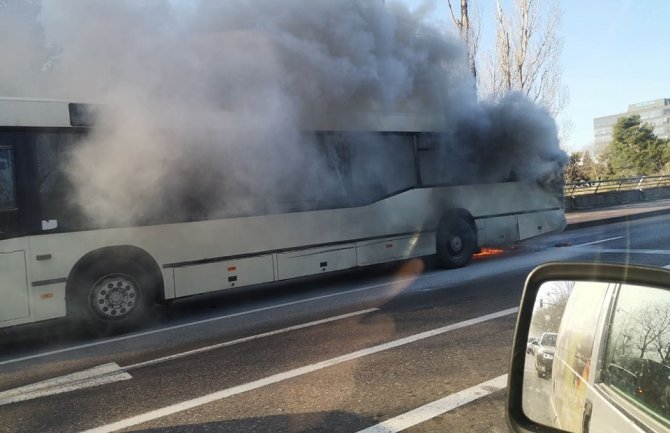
(0, 97, 565, 332)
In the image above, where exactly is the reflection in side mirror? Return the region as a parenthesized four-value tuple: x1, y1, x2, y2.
(524, 280, 670, 432)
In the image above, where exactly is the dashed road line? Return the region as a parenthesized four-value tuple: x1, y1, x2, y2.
(576, 248, 670, 255)
(0, 363, 131, 405)
(573, 236, 624, 247)
(356, 374, 508, 433)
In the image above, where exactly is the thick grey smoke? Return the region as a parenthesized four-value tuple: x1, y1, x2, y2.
(447, 94, 566, 185)
(1, 0, 565, 227)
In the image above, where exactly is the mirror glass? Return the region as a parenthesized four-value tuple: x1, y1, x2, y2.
(522, 280, 670, 432)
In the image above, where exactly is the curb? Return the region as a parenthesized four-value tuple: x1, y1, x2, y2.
(566, 208, 670, 230)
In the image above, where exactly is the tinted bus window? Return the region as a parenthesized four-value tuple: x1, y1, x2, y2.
(320, 132, 417, 206)
(0, 147, 19, 237)
(35, 132, 89, 231)
(0, 148, 16, 210)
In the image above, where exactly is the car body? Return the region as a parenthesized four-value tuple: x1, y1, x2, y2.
(526, 337, 538, 354)
(508, 264, 670, 433)
(534, 332, 557, 378)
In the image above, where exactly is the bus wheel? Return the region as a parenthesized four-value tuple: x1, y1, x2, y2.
(71, 261, 152, 334)
(436, 212, 476, 269)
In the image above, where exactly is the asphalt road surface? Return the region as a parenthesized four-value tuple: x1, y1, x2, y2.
(522, 352, 553, 427)
(2, 211, 670, 433)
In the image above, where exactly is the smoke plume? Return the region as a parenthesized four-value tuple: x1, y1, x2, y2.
(1, 0, 566, 227)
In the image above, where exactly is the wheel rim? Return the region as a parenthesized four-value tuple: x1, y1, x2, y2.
(449, 234, 463, 253)
(90, 274, 139, 320)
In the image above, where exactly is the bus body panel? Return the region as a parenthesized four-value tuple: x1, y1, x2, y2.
(276, 244, 357, 280)
(9, 180, 564, 321)
(161, 268, 176, 299)
(355, 233, 435, 266)
(0, 239, 29, 323)
(518, 210, 564, 240)
(174, 254, 275, 297)
(23, 180, 561, 273)
(482, 215, 518, 245)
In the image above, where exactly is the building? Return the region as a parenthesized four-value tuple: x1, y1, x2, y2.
(593, 98, 670, 153)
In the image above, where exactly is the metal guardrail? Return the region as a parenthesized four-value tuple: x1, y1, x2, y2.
(565, 175, 670, 196)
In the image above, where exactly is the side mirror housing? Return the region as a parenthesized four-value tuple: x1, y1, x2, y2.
(507, 263, 670, 433)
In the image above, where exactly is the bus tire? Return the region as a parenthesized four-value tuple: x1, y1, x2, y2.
(436, 211, 476, 269)
(70, 260, 154, 335)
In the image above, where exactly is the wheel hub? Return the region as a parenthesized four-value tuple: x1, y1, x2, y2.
(92, 275, 138, 319)
(449, 235, 463, 252)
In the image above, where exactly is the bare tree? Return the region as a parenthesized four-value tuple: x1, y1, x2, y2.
(534, 280, 572, 333)
(654, 332, 670, 364)
(630, 305, 670, 359)
(446, 0, 480, 82)
(487, 0, 566, 117)
(610, 314, 635, 357)
(650, 304, 670, 363)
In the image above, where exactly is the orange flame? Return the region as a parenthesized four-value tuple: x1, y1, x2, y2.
(474, 247, 506, 257)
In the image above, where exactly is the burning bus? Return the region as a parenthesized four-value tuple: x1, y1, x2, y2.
(0, 97, 564, 332)
(0, 1, 566, 332)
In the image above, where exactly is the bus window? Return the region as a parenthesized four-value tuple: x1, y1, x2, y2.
(0, 148, 16, 209)
(319, 132, 416, 207)
(347, 132, 416, 205)
(34, 132, 88, 231)
(602, 285, 670, 426)
(417, 133, 470, 186)
(0, 147, 18, 236)
(417, 134, 448, 186)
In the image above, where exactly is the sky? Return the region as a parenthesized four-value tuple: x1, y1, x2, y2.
(401, 0, 670, 153)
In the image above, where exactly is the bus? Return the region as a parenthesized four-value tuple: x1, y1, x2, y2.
(0, 97, 565, 333)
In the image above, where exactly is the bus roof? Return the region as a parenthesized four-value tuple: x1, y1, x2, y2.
(0, 97, 77, 128)
(0, 97, 447, 132)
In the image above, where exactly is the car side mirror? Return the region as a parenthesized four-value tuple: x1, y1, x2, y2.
(507, 263, 670, 433)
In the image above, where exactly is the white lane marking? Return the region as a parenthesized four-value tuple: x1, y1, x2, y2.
(0, 276, 417, 367)
(80, 307, 518, 433)
(573, 236, 624, 247)
(663, 265, 670, 269)
(125, 308, 379, 370)
(356, 374, 508, 433)
(576, 248, 670, 255)
(0, 363, 131, 406)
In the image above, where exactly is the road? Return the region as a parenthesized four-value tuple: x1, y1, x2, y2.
(2, 212, 670, 433)
(523, 352, 553, 427)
